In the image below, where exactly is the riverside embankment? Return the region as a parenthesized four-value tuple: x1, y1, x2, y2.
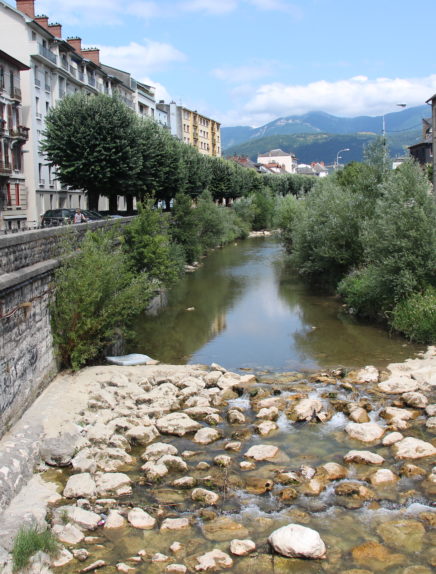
(0, 347, 434, 573)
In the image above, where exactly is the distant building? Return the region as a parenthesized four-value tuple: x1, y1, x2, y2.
(0, 49, 30, 231)
(257, 149, 297, 173)
(408, 117, 432, 166)
(157, 102, 221, 157)
(296, 161, 328, 177)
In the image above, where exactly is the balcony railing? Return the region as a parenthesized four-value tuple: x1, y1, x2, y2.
(36, 112, 42, 119)
(35, 78, 41, 87)
(10, 126, 30, 140)
(45, 83, 51, 92)
(78, 71, 85, 82)
(38, 44, 57, 65)
(11, 87, 21, 101)
(0, 161, 12, 175)
(88, 76, 96, 87)
(39, 179, 45, 187)
(69, 65, 77, 78)
(61, 60, 69, 71)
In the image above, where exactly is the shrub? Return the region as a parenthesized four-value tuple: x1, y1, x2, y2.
(391, 287, 436, 343)
(12, 525, 58, 572)
(251, 188, 275, 230)
(51, 229, 152, 370)
(275, 194, 301, 252)
(123, 200, 184, 285)
(290, 178, 363, 289)
(338, 265, 388, 318)
(170, 192, 202, 264)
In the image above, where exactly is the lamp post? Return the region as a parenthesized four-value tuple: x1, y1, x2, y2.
(382, 103, 407, 137)
(335, 148, 350, 169)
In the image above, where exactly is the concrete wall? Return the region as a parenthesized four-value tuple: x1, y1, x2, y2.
(0, 218, 134, 435)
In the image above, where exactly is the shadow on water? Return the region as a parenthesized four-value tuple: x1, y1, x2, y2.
(129, 237, 423, 372)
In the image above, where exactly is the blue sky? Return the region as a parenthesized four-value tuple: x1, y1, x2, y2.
(35, 0, 436, 127)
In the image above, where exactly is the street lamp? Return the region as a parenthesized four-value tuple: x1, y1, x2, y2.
(335, 148, 350, 168)
(382, 103, 407, 136)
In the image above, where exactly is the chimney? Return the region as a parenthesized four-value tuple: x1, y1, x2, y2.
(82, 48, 100, 65)
(49, 23, 62, 38)
(16, 0, 35, 18)
(34, 15, 49, 31)
(67, 37, 82, 54)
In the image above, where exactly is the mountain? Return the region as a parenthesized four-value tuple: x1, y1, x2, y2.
(221, 105, 427, 163)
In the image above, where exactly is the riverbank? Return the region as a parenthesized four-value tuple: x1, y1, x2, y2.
(0, 349, 435, 573)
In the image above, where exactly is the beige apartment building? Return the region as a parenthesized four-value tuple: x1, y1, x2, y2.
(157, 102, 221, 157)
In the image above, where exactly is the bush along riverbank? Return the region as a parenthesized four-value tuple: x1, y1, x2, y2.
(0, 348, 434, 573)
(276, 140, 436, 344)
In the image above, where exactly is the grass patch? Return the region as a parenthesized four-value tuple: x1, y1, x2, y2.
(12, 525, 58, 572)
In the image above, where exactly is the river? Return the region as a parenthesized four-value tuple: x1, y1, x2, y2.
(129, 236, 423, 373)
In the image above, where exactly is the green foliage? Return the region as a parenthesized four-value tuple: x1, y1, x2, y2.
(290, 178, 363, 288)
(123, 201, 184, 285)
(51, 229, 152, 370)
(358, 160, 436, 309)
(391, 287, 436, 343)
(12, 525, 58, 572)
(275, 194, 301, 252)
(42, 93, 142, 210)
(170, 192, 202, 264)
(195, 191, 227, 250)
(251, 188, 276, 230)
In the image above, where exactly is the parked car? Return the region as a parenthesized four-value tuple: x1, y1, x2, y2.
(40, 208, 76, 227)
(81, 210, 105, 221)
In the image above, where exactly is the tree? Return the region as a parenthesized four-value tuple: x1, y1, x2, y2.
(42, 93, 142, 211)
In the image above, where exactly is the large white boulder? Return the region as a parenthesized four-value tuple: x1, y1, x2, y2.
(127, 507, 156, 529)
(268, 524, 326, 559)
(156, 412, 202, 436)
(344, 450, 385, 465)
(63, 473, 97, 499)
(392, 437, 436, 459)
(194, 549, 233, 571)
(193, 427, 221, 445)
(244, 444, 279, 461)
(345, 422, 385, 443)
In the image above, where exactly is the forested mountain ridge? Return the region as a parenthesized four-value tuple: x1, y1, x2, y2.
(221, 105, 426, 164)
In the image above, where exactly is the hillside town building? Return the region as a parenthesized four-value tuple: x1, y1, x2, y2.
(257, 149, 297, 174)
(0, 0, 221, 230)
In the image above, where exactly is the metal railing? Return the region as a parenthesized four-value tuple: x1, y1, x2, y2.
(0, 161, 12, 175)
(38, 44, 57, 64)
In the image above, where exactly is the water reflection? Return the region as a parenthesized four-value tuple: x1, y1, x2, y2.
(129, 237, 423, 371)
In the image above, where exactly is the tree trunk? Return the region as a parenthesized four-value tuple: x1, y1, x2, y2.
(87, 191, 99, 212)
(109, 195, 118, 214)
(126, 195, 134, 214)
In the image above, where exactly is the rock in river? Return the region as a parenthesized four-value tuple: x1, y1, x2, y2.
(268, 523, 326, 559)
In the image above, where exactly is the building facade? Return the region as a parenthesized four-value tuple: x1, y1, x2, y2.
(257, 149, 297, 173)
(0, 0, 221, 228)
(157, 102, 221, 157)
(0, 49, 30, 231)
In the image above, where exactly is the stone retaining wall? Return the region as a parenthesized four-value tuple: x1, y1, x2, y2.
(0, 218, 135, 436)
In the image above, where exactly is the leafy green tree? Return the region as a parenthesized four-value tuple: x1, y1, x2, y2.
(170, 192, 202, 264)
(276, 194, 301, 252)
(51, 229, 152, 370)
(123, 200, 184, 285)
(251, 187, 276, 230)
(42, 93, 142, 211)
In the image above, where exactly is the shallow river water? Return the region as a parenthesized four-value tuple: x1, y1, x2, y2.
(129, 236, 422, 372)
(52, 237, 434, 574)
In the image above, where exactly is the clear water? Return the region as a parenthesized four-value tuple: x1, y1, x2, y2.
(129, 237, 423, 372)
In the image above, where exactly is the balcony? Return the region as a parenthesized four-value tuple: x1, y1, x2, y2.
(38, 44, 57, 65)
(61, 60, 69, 71)
(0, 161, 12, 176)
(88, 77, 96, 87)
(39, 179, 45, 187)
(10, 126, 30, 141)
(11, 87, 21, 101)
(78, 71, 85, 82)
(0, 119, 6, 135)
(69, 65, 77, 78)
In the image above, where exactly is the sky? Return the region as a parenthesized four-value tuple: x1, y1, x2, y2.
(34, 0, 436, 127)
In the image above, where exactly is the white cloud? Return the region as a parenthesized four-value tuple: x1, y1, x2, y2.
(97, 40, 187, 76)
(126, 2, 160, 20)
(37, 0, 123, 25)
(239, 75, 436, 124)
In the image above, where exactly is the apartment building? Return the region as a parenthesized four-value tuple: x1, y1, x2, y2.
(0, 49, 30, 231)
(0, 0, 221, 226)
(157, 102, 221, 157)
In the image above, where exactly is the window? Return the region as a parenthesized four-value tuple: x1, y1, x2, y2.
(6, 183, 11, 206)
(0, 66, 4, 90)
(15, 183, 20, 206)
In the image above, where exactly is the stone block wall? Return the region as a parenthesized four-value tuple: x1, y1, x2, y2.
(0, 219, 134, 436)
